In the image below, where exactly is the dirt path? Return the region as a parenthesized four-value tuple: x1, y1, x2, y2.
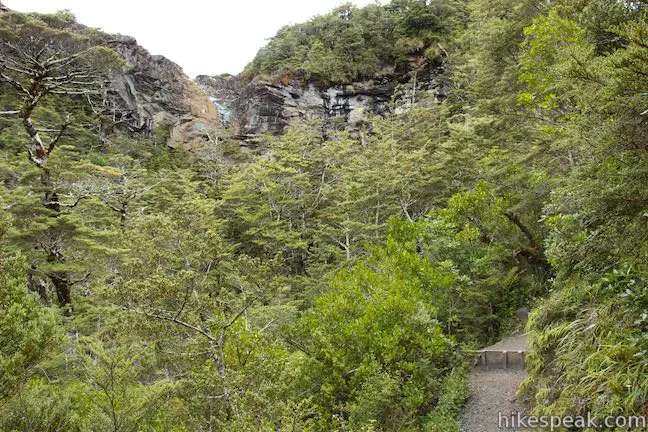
(461, 334, 530, 432)
(483, 334, 529, 352)
(461, 368, 528, 431)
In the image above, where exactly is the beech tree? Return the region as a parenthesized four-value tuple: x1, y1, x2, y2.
(0, 11, 121, 312)
(0, 221, 58, 402)
(1, 1, 646, 430)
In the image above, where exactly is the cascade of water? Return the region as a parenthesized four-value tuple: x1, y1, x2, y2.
(209, 97, 231, 126)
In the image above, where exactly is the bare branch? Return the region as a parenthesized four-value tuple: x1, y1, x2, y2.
(258, 319, 276, 334)
(285, 339, 312, 356)
(504, 212, 549, 265)
(401, 202, 414, 223)
(126, 307, 216, 343)
(174, 260, 213, 321)
(85, 93, 102, 115)
(46, 117, 72, 155)
(50, 89, 103, 95)
(100, 197, 122, 214)
(3, 42, 35, 64)
(0, 110, 19, 116)
(46, 45, 104, 70)
(69, 273, 91, 286)
(504, 212, 543, 253)
(124, 291, 260, 343)
(33, 44, 49, 62)
(0, 61, 34, 76)
(223, 296, 260, 331)
(46, 75, 106, 90)
(0, 72, 30, 95)
(25, 147, 46, 169)
(57, 195, 91, 209)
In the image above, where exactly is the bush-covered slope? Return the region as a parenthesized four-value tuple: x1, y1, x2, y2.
(243, 0, 466, 84)
(1, 0, 647, 431)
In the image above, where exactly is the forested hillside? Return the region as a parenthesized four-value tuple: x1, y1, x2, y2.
(1, 1, 646, 431)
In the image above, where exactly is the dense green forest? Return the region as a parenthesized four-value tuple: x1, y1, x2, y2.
(1, 0, 647, 431)
(243, 0, 465, 84)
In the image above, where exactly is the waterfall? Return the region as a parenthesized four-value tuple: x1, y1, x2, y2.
(209, 97, 231, 126)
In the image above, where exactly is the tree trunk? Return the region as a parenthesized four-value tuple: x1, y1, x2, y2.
(120, 202, 128, 227)
(50, 272, 73, 316)
(99, 118, 111, 153)
(20, 95, 73, 313)
(41, 168, 61, 212)
(28, 265, 50, 306)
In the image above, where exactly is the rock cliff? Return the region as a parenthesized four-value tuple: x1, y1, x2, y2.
(1, 6, 219, 150)
(195, 58, 447, 145)
(107, 36, 219, 150)
(3, 4, 446, 151)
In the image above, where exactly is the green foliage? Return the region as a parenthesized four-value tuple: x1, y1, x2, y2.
(0, 10, 123, 73)
(423, 368, 470, 432)
(0, 255, 59, 401)
(522, 268, 648, 425)
(243, 0, 464, 84)
(293, 223, 463, 430)
(519, 10, 591, 103)
(75, 339, 176, 431)
(2, 0, 648, 430)
(413, 183, 549, 343)
(217, 116, 451, 288)
(153, 120, 174, 147)
(0, 336, 181, 431)
(516, 6, 648, 425)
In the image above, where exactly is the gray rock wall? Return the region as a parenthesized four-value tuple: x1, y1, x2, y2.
(196, 60, 447, 145)
(105, 36, 219, 149)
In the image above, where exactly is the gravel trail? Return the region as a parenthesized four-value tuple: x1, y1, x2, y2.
(461, 368, 528, 431)
(461, 334, 530, 432)
(484, 334, 529, 352)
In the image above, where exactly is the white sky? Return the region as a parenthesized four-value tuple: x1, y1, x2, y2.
(4, 0, 378, 78)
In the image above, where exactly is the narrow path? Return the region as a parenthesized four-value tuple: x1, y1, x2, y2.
(461, 335, 530, 432)
(461, 368, 527, 431)
(484, 333, 528, 352)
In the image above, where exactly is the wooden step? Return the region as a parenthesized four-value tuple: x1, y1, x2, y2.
(473, 350, 526, 369)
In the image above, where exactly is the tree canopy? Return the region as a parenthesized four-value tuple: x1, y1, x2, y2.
(243, 0, 465, 85)
(1, 1, 647, 430)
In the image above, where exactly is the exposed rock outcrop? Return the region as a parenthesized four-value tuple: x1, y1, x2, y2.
(195, 58, 447, 144)
(194, 75, 242, 121)
(196, 75, 390, 141)
(5, 5, 446, 151)
(169, 81, 221, 150)
(105, 35, 219, 150)
(2, 9, 219, 150)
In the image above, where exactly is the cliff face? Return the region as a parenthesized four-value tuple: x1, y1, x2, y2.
(3, 5, 446, 151)
(0, 5, 220, 150)
(195, 58, 447, 144)
(106, 35, 219, 150)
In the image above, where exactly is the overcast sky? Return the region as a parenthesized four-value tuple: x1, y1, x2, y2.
(4, 0, 379, 78)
